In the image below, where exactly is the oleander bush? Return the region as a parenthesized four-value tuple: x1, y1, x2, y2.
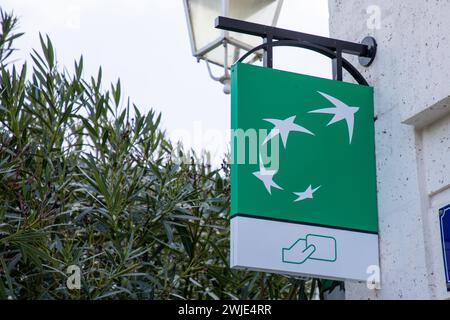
(0, 10, 341, 299)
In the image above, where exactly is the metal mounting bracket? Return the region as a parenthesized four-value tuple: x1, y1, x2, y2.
(215, 16, 377, 86)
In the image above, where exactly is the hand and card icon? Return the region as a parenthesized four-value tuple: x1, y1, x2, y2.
(282, 234, 337, 264)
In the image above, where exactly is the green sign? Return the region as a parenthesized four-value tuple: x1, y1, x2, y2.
(230, 63, 379, 281)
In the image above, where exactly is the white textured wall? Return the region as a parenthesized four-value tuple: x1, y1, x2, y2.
(328, 0, 450, 299)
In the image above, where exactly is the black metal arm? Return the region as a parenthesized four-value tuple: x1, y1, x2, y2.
(215, 16, 377, 85)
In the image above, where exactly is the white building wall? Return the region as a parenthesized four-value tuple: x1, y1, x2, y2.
(328, 0, 450, 299)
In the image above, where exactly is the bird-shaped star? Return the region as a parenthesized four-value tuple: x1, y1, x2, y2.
(293, 185, 321, 202)
(309, 91, 359, 144)
(263, 116, 314, 148)
(253, 158, 283, 195)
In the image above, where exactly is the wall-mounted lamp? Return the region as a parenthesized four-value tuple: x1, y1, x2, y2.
(183, 0, 284, 94)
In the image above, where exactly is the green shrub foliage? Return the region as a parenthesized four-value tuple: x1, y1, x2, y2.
(0, 10, 340, 299)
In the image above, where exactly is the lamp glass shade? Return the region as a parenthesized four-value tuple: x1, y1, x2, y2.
(186, 0, 223, 53)
(185, 0, 282, 68)
(228, 0, 280, 47)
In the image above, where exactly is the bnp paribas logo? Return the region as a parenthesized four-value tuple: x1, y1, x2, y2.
(252, 91, 359, 202)
(231, 62, 377, 234)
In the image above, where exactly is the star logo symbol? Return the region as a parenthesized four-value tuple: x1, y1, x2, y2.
(263, 116, 314, 148)
(309, 91, 359, 144)
(253, 158, 283, 195)
(293, 185, 321, 202)
(254, 93, 359, 201)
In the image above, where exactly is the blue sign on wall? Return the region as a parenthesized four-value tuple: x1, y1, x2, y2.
(439, 204, 450, 291)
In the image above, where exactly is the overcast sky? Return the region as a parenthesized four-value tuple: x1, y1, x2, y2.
(2, 0, 330, 165)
